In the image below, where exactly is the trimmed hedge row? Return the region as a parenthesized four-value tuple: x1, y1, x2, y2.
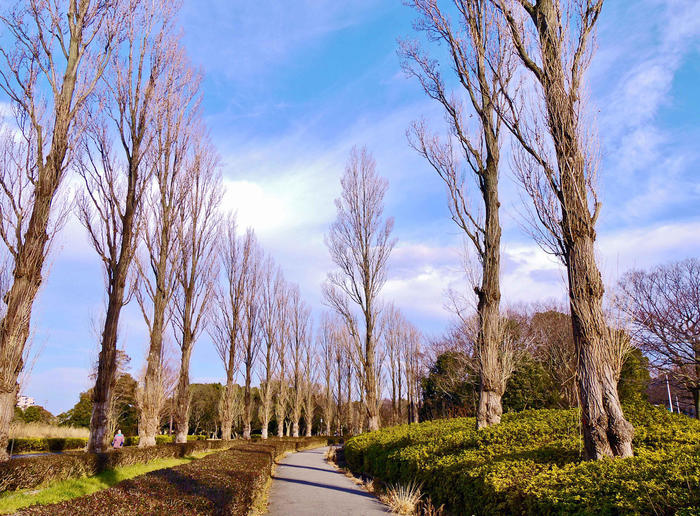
(344, 404, 700, 515)
(123, 435, 206, 446)
(8, 438, 88, 454)
(0, 439, 237, 492)
(7, 434, 207, 454)
(17, 437, 329, 515)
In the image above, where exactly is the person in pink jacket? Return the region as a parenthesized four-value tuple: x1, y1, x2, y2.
(112, 429, 124, 449)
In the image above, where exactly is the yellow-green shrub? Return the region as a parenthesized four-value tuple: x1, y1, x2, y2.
(345, 404, 700, 514)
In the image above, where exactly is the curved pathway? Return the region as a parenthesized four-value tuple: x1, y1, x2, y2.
(267, 446, 388, 515)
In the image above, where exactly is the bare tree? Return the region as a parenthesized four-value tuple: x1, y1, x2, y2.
(529, 307, 578, 407)
(80, 0, 179, 452)
(400, 320, 424, 424)
(302, 340, 318, 436)
(135, 44, 201, 447)
(618, 258, 700, 418)
(209, 219, 252, 440)
(401, 0, 515, 429)
(171, 137, 222, 443)
(258, 258, 283, 439)
(274, 286, 290, 437)
(239, 230, 262, 440)
(289, 285, 311, 437)
(495, 0, 634, 458)
(324, 147, 395, 431)
(382, 304, 403, 425)
(332, 324, 350, 435)
(0, 0, 119, 460)
(318, 313, 336, 435)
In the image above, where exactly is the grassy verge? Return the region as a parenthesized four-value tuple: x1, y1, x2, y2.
(0, 450, 216, 514)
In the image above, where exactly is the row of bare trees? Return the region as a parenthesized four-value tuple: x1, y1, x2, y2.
(401, 0, 634, 460)
(0, 0, 125, 460)
(209, 223, 319, 440)
(0, 0, 230, 456)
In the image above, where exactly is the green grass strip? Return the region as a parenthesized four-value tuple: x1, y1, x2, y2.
(0, 450, 217, 514)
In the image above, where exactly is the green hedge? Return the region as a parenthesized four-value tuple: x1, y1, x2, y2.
(344, 404, 700, 515)
(18, 437, 330, 515)
(123, 435, 206, 446)
(8, 438, 88, 454)
(8, 434, 207, 453)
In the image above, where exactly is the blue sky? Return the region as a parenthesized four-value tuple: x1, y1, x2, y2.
(17, 0, 700, 414)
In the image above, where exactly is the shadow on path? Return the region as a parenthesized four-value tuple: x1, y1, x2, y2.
(277, 463, 338, 474)
(273, 476, 376, 498)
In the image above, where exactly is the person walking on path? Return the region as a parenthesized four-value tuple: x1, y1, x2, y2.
(111, 429, 124, 449)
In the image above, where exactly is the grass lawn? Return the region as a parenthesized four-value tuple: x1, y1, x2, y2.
(0, 450, 217, 514)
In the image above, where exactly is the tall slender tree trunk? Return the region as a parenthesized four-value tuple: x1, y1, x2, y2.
(0, 8, 88, 460)
(88, 155, 140, 453)
(0, 267, 43, 460)
(567, 234, 633, 458)
(391, 366, 397, 425)
(527, 0, 633, 459)
(364, 308, 380, 431)
(276, 380, 286, 438)
(476, 155, 503, 430)
(397, 359, 403, 423)
(174, 333, 193, 443)
(139, 298, 166, 447)
(220, 376, 234, 440)
(243, 360, 252, 439)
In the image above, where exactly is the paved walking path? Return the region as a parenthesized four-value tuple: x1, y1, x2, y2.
(267, 446, 388, 515)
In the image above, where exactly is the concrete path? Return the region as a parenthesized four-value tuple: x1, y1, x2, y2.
(267, 446, 388, 515)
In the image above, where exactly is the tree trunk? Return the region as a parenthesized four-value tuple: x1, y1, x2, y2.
(0, 389, 17, 461)
(692, 389, 699, 419)
(139, 316, 165, 447)
(174, 338, 193, 444)
(474, 102, 504, 430)
(391, 369, 397, 425)
(0, 11, 87, 459)
(365, 319, 380, 431)
(568, 236, 634, 459)
(88, 293, 123, 452)
(243, 372, 251, 439)
(220, 380, 234, 440)
(0, 180, 65, 459)
(305, 419, 312, 437)
(397, 359, 403, 423)
(292, 420, 299, 437)
(276, 417, 284, 437)
(261, 424, 268, 439)
(139, 230, 170, 447)
(276, 378, 286, 438)
(514, 0, 635, 459)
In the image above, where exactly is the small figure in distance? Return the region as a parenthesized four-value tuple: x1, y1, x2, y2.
(112, 429, 125, 449)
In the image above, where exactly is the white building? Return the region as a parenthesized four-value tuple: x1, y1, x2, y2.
(16, 395, 34, 410)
